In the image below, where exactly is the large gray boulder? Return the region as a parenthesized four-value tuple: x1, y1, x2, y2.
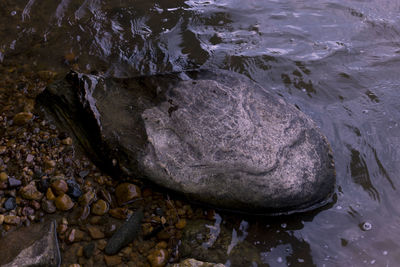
(37, 70, 335, 214)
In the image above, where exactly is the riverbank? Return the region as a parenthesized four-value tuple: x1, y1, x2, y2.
(0, 62, 212, 266)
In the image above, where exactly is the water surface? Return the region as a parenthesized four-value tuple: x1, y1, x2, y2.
(1, 0, 400, 266)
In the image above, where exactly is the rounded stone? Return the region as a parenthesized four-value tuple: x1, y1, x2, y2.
(51, 180, 68, 196)
(42, 199, 57, 213)
(79, 191, 97, 206)
(87, 225, 105, 239)
(13, 112, 33, 125)
(4, 197, 16, 211)
(55, 194, 75, 211)
(115, 183, 141, 206)
(175, 219, 187, 230)
(66, 179, 82, 200)
(91, 199, 109, 215)
(38, 70, 335, 214)
(147, 248, 168, 267)
(0, 172, 7, 182)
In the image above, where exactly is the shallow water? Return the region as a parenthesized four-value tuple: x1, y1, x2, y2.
(1, 0, 400, 266)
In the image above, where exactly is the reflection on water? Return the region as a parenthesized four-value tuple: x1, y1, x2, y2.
(2, 0, 400, 266)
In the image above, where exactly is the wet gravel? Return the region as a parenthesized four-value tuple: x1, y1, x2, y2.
(0, 62, 211, 267)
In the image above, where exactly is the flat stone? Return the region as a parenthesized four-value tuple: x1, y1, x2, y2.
(8, 177, 21, 188)
(19, 182, 43, 201)
(38, 70, 335, 214)
(12, 112, 33, 125)
(0, 220, 60, 267)
(105, 209, 143, 255)
(171, 259, 226, 267)
(87, 225, 105, 239)
(4, 215, 20, 225)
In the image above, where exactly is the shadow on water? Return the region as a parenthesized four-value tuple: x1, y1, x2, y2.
(2, 0, 400, 266)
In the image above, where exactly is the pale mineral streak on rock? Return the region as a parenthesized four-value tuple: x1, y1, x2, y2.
(37, 69, 335, 215)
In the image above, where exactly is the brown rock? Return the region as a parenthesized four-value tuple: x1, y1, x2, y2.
(55, 194, 74, 211)
(0, 172, 8, 182)
(79, 191, 96, 206)
(57, 223, 68, 234)
(13, 112, 33, 125)
(147, 248, 168, 267)
(44, 160, 56, 169)
(91, 199, 109, 216)
(0, 215, 4, 224)
(4, 215, 21, 225)
(42, 199, 56, 213)
(67, 228, 77, 243)
(104, 255, 122, 266)
(46, 188, 56, 200)
(175, 219, 187, 230)
(61, 137, 73, 145)
(51, 180, 68, 196)
(115, 183, 141, 206)
(78, 205, 90, 221)
(87, 225, 105, 239)
(20, 182, 43, 201)
(0, 146, 6, 155)
(109, 207, 129, 220)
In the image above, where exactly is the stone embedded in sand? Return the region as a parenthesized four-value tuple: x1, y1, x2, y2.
(115, 183, 141, 206)
(55, 193, 74, 211)
(51, 180, 68, 196)
(13, 112, 33, 125)
(91, 199, 109, 215)
(20, 182, 43, 201)
(38, 70, 335, 214)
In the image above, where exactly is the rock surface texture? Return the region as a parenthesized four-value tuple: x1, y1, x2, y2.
(37, 70, 335, 214)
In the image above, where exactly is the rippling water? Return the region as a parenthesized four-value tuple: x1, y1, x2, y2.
(2, 0, 400, 266)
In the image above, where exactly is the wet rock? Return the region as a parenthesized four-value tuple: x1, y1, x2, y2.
(147, 248, 168, 267)
(104, 255, 122, 266)
(46, 187, 56, 200)
(4, 215, 20, 225)
(171, 259, 226, 267)
(55, 193, 74, 211)
(109, 207, 129, 219)
(8, 177, 21, 188)
(0, 172, 8, 181)
(83, 242, 95, 259)
(0, 220, 60, 267)
(37, 70, 335, 214)
(20, 182, 43, 200)
(51, 179, 68, 195)
(91, 199, 109, 215)
(42, 199, 57, 213)
(87, 225, 105, 239)
(66, 179, 82, 200)
(79, 190, 96, 206)
(4, 197, 16, 211)
(12, 112, 33, 125)
(115, 183, 141, 206)
(105, 209, 144, 255)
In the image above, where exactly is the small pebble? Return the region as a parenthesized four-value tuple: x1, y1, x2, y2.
(104, 255, 122, 266)
(147, 248, 168, 267)
(55, 193, 75, 211)
(87, 225, 105, 239)
(91, 199, 109, 216)
(20, 182, 43, 200)
(61, 137, 73, 145)
(13, 112, 33, 125)
(0, 172, 8, 181)
(66, 179, 82, 200)
(8, 177, 22, 188)
(51, 180, 68, 195)
(0, 214, 4, 224)
(175, 219, 187, 229)
(115, 183, 141, 205)
(4, 197, 16, 211)
(42, 199, 57, 213)
(79, 191, 96, 206)
(26, 154, 34, 163)
(4, 215, 21, 225)
(83, 242, 95, 259)
(46, 187, 56, 200)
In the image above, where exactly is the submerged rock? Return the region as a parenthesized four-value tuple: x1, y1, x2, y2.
(37, 70, 335, 214)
